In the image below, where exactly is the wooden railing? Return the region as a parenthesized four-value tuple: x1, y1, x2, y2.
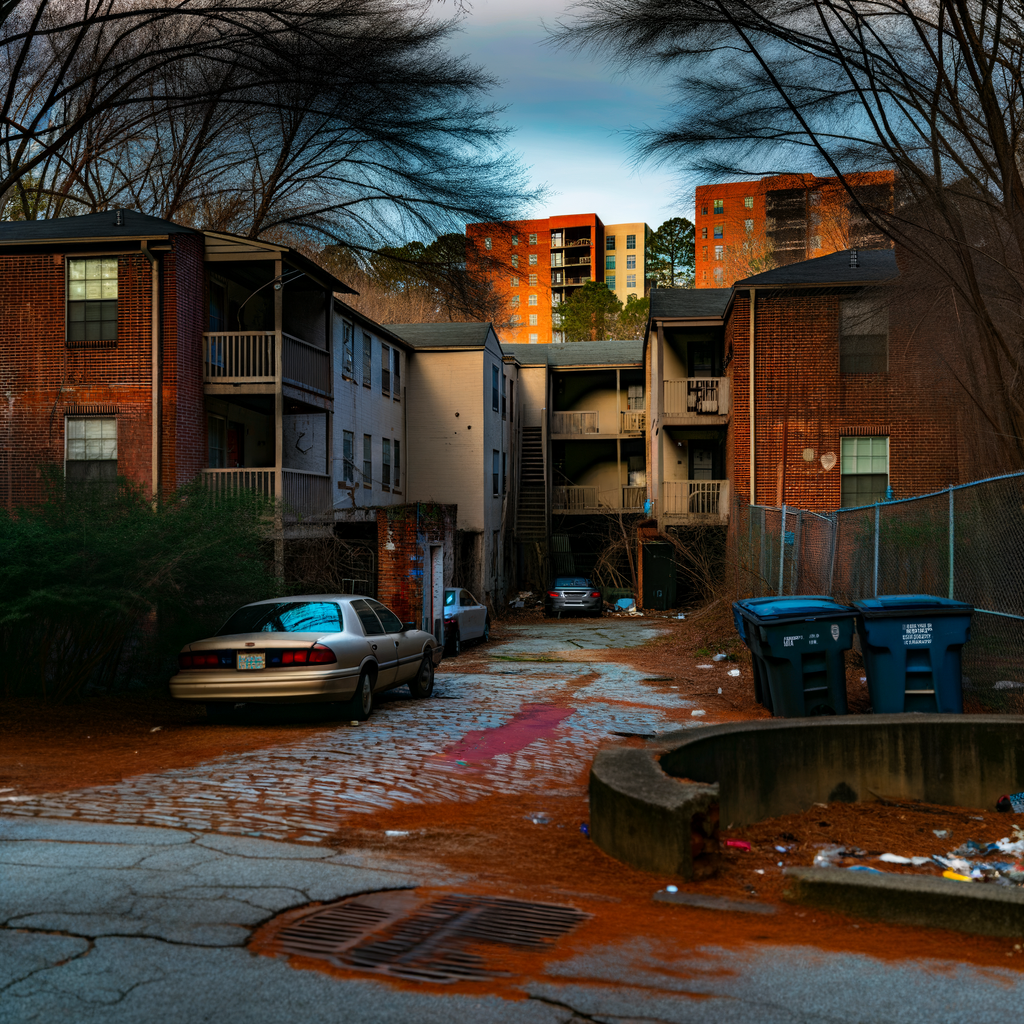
(661, 480, 730, 518)
(620, 409, 646, 432)
(202, 468, 276, 499)
(622, 486, 646, 509)
(553, 485, 599, 511)
(551, 410, 599, 434)
(663, 377, 731, 416)
(203, 333, 276, 382)
(282, 469, 332, 518)
(283, 332, 331, 396)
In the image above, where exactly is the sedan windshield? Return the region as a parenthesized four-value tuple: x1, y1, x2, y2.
(554, 577, 593, 589)
(217, 601, 343, 635)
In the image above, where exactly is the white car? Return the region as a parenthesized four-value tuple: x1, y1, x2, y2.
(443, 588, 490, 655)
(169, 595, 443, 722)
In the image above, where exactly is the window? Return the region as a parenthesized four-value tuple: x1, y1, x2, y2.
(492, 451, 500, 496)
(529, 233, 537, 244)
(343, 430, 354, 483)
(528, 254, 538, 266)
(606, 275, 616, 289)
(511, 234, 518, 246)
(628, 384, 644, 410)
(207, 415, 226, 468)
(626, 274, 636, 288)
(744, 219, 754, 233)
(701, 204, 708, 215)
(841, 437, 889, 507)
(702, 246, 708, 260)
(342, 321, 354, 377)
(528, 333, 538, 343)
(394, 440, 401, 488)
(501, 373, 507, 419)
(606, 236, 616, 250)
(714, 245, 723, 260)
(714, 267, 724, 283)
(363, 434, 372, 488)
(511, 295, 520, 308)
(509, 380, 514, 421)
(626, 234, 636, 250)
(551, 231, 562, 247)
(485, 237, 492, 249)
(528, 314, 538, 326)
(393, 348, 401, 399)
(362, 333, 372, 387)
(626, 255, 636, 270)
(381, 343, 391, 395)
(701, 227, 708, 239)
(510, 314, 521, 326)
(713, 198, 723, 214)
(219, 601, 344, 636)
(529, 273, 537, 286)
(511, 275, 519, 286)
(714, 224, 724, 239)
(745, 195, 754, 209)
(840, 297, 888, 373)
(382, 438, 391, 488)
(66, 417, 117, 488)
(810, 235, 821, 249)
(511, 255, 519, 268)
(528, 294, 537, 306)
(606, 255, 615, 270)
(502, 451, 507, 494)
(492, 364, 499, 411)
(551, 252, 562, 268)
(67, 258, 117, 344)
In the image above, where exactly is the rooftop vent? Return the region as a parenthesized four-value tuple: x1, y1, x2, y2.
(114, 209, 124, 227)
(849, 247, 859, 268)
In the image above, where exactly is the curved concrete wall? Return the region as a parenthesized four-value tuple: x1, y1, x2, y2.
(660, 715, 1024, 826)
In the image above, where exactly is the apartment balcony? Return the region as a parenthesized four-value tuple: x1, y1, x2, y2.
(620, 409, 646, 433)
(551, 409, 647, 437)
(553, 485, 649, 514)
(202, 467, 332, 519)
(659, 480, 730, 525)
(203, 331, 331, 400)
(550, 237, 592, 250)
(662, 378, 730, 422)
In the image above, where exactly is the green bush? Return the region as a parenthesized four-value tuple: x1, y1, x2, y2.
(0, 475, 281, 702)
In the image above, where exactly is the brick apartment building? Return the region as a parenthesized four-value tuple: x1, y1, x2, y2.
(694, 172, 894, 289)
(647, 248, 965, 522)
(466, 215, 651, 344)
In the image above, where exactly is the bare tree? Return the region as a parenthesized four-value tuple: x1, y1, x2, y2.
(554, 0, 1024, 470)
(2, 0, 541, 251)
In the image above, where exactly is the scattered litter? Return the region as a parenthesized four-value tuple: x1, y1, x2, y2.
(666, 884, 679, 893)
(717, 687, 722, 694)
(149, 726, 162, 733)
(712, 653, 728, 662)
(0, 788, 13, 794)
(691, 709, 706, 717)
(879, 853, 932, 865)
(615, 598, 636, 611)
(813, 802, 828, 808)
(777, 861, 784, 867)
(677, 613, 686, 620)
(384, 830, 410, 837)
(933, 829, 949, 839)
(0, 796, 30, 803)
(943, 870, 972, 882)
(970, 815, 985, 821)
(994, 680, 1024, 689)
(860, 676, 867, 682)
(728, 669, 741, 677)
(847, 865, 883, 873)
(725, 839, 751, 852)
(579, 823, 590, 837)
(525, 812, 551, 825)
(754, 869, 765, 875)
(813, 846, 843, 868)
(697, 664, 713, 669)
(349, 721, 360, 727)
(775, 845, 791, 854)
(997, 791, 1024, 813)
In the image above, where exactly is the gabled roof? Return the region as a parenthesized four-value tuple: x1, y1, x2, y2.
(650, 288, 731, 320)
(389, 322, 497, 349)
(0, 209, 197, 242)
(734, 248, 898, 288)
(502, 340, 643, 367)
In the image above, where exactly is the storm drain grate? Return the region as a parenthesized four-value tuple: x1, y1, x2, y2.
(274, 890, 590, 983)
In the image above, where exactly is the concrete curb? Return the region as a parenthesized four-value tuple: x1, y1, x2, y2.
(589, 747, 719, 879)
(783, 867, 1024, 938)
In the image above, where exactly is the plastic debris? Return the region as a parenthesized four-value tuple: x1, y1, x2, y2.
(615, 598, 635, 611)
(933, 829, 949, 839)
(149, 726, 162, 733)
(754, 869, 765, 875)
(813, 846, 843, 868)
(725, 839, 751, 851)
(697, 664, 713, 669)
(847, 865, 883, 873)
(775, 845, 791, 854)
(718, 687, 723, 694)
(349, 721, 360, 727)
(728, 669, 741, 677)
(712, 653, 728, 662)
(943, 870, 972, 882)
(879, 853, 932, 865)
(997, 791, 1024, 813)
(525, 812, 551, 825)
(666, 884, 679, 893)
(777, 861, 784, 867)
(677, 613, 686, 620)
(384, 830, 409, 837)
(691, 709, 706, 717)
(579, 823, 590, 837)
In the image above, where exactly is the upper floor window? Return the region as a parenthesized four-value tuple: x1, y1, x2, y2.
(528, 254, 538, 266)
(606, 255, 615, 270)
(510, 295, 520, 308)
(528, 333, 538, 343)
(511, 275, 519, 286)
(841, 436, 888, 507)
(529, 233, 537, 244)
(701, 227, 708, 239)
(700, 205, 708, 215)
(744, 196, 754, 209)
(714, 224, 724, 239)
(744, 219, 754, 233)
(393, 347, 401, 399)
(713, 267, 724, 283)
(343, 430, 354, 483)
(606, 275, 616, 289)
(713, 198, 724, 214)
(511, 235, 519, 246)
(341, 321, 354, 378)
(839, 297, 888, 373)
(528, 294, 538, 306)
(626, 274, 636, 288)
(382, 437, 391, 488)
(492, 364, 500, 411)
(362, 333, 372, 387)
(381, 343, 391, 395)
(626, 234, 636, 250)
(606, 236, 616, 250)
(626, 255, 636, 269)
(511, 255, 519, 268)
(714, 245, 723, 260)
(501, 373, 507, 419)
(68, 258, 117, 344)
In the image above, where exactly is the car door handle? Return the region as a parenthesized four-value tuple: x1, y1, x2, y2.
(394, 641, 399, 648)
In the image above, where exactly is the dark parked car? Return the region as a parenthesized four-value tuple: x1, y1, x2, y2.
(544, 577, 603, 618)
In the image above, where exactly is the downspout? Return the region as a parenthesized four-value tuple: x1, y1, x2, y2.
(142, 241, 161, 500)
(748, 287, 756, 506)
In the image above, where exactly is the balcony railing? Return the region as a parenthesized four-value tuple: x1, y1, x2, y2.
(663, 377, 731, 417)
(202, 467, 332, 518)
(661, 480, 730, 519)
(553, 485, 599, 511)
(620, 409, 646, 433)
(622, 486, 646, 510)
(203, 468, 277, 499)
(203, 331, 330, 396)
(551, 410, 599, 434)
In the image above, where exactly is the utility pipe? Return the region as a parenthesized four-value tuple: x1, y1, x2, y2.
(141, 241, 161, 500)
(748, 287, 756, 505)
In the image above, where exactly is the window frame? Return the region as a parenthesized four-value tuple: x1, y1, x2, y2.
(381, 342, 391, 396)
(492, 364, 500, 412)
(840, 436, 889, 507)
(381, 437, 391, 489)
(343, 430, 355, 483)
(362, 333, 372, 388)
(839, 296, 889, 374)
(606, 236, 616, 250)
(626, 234, 636, 250)
(67, 257, 118, 347)
(362, 433, 372, 489)
(341, 321, 355, 379)
(492, 450, 500, 496)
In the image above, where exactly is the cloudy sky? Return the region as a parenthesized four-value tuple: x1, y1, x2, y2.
(454, 0, 691, 229)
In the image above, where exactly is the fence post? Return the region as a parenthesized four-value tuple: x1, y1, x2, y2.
(792, 510, 803, 593)
(948, 486, 955, 600)
(827, 511, 838, 597)
(779, 504, 787, 596)
(873, 502, 880, 598)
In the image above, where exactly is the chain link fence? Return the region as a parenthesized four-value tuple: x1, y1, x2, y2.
(730, 472, 1024, 698)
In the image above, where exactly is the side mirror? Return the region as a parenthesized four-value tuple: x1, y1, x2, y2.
(402, 622, 416, 632)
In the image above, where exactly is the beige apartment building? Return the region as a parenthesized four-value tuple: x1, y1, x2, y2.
(601, 222, 652, 308)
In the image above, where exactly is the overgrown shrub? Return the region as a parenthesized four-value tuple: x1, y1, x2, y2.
(0, 475, 280, 702)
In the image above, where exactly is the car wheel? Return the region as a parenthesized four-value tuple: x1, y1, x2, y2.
(446, 626, 461, 656)
(345, 668, 374, 721)
(409, 654, 435, 699)
(481, 618, 491, 643)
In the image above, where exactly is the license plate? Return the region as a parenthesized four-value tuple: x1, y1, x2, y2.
(236, 652, 265, 671)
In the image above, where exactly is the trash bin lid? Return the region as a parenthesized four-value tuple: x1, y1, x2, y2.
(853, 594, 974, 618)
(738, 595, 857, 625)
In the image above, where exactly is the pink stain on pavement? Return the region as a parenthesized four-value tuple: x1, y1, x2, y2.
(444, 703, 575, 763)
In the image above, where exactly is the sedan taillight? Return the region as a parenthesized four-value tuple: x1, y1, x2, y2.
(282, 644, 337, 666)
(178, 652, 223, 670)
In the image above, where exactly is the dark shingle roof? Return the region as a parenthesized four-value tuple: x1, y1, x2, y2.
(0, 209, 198, 242)
(502, 340, 643, 367)
(735, 248, 898, 288)
(389, 322, 496, 348)
(650, 288, 731, 319)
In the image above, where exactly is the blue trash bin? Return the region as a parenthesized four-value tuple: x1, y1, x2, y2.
(734, 596, 857, 717)
(732, 600, 772, 712)
(853, 595, 974, 714)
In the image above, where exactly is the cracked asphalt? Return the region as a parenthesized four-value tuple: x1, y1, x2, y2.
(4, 621, 1024, 1022)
